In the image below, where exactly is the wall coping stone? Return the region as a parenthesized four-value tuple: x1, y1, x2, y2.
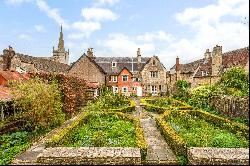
(187, 147, 249, 165)
(37, 147, 141, 165)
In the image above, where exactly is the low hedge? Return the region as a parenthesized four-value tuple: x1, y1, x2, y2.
(188, 109, 249, 139)
(155, 110, 187, 156)
(141, 98, 192, 114)
(155, 109, 249, 158)
(106, 100, 136, 113)
(45, 111, 147, 160)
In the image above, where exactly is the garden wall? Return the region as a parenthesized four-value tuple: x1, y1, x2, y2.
(209, 96, 249, 120)
(187, 147, 249, 165)
(37, 147, 141, 165)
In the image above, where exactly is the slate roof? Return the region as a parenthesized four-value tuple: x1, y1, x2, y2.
(14, 53, 70, 73)
(92, 57, 150, 75)
(194, 47, 249, 77)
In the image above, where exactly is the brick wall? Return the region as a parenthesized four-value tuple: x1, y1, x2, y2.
(209, 95, 249, 120)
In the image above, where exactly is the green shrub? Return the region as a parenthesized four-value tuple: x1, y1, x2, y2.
(0, 131, 30, 165)
(10, 77, 65, 133)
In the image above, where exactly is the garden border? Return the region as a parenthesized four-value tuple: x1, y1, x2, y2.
(44, 111, 147, 160)
(105, 100, 136, 113)
(155, 109, 249, 164)
(140, 97, 193, 114)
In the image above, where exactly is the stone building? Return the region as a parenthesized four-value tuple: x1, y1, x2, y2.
(68, 48, 167, 96)
(141, 55, 168, 96)
(0, 27, 70, 74)
(0, 46, 69, 74)
(168, 45, 249, 88)
(52, 26, 70, 65)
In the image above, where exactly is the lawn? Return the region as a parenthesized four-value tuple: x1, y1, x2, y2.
(61, 114, 137, 147)
(167, 111, 249, 148)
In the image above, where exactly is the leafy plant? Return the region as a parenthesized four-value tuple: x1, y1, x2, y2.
(9, 77, 65, 132)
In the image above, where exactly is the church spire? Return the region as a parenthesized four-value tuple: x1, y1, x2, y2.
(58, 25, 65, 51)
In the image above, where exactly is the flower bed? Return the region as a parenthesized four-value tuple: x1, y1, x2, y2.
(45, 111, 147, 159)
(156, 109, 249, 163)
(141, 98, 192, 113)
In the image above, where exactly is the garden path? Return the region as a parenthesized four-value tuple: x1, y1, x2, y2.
(133, 98, 178, 165)
(11, 113, 82, 165)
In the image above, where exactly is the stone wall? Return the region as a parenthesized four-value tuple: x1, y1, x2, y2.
(37, 147, 141, 165)
(68, 56, 106, 85)
(187, 147, 249, 165)
(209, 96, 249, 120)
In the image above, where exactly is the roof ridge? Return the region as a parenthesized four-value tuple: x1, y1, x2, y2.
(222, 46, 249, 55)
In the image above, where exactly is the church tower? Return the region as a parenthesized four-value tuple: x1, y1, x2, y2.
(52, 26, 69, 64)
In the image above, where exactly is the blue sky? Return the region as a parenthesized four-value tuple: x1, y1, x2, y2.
(0, 0, 249, 69)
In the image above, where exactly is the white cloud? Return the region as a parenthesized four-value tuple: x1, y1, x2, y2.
(71, 21, 101, 38)
(81, 7, 119, 21)
(96, 33, 155, 57)
(164, 0, 249, 69)
(34, 25, 45, 32)
(5, 0, 32, 5)
(93, 0, 120, 6)
(36, 0, 69, 29)
(136, 31, 173, 42)
(18, 34, 32, 40)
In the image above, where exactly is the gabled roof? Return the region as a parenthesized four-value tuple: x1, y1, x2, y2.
(15, 53, 69, 73)
(117, 67, 133, 76)
(194, 47, 249, 77)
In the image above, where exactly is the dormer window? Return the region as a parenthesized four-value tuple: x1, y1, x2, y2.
(112, 62, 117, 67)
(152, 60, 156, 65)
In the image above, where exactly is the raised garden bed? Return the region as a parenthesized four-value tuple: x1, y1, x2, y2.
(41, 111, 147, 165)
(141, 98, 192, 113)
(106, 100, 136, 113)
(156, 109, 249, 165)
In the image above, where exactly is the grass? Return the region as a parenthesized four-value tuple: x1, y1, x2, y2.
(167, 111, 249, 148)
(61, 114, 137, 147)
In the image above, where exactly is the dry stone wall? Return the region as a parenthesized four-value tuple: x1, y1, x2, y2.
(209, 96, 249, 120)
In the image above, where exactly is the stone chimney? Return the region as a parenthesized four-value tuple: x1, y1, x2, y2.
(212, 45, 222, 76)
(2, 46, 15, 71)
(204, 49, 211, 60)
(175, 56, 180, 72)
(137, 48, 141, 70)
(87, 48, 94, 58)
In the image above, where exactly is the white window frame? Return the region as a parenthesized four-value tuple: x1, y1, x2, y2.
(150, 71, 158, 78)
(112, 86, 118, 93)
(122, 75, 128, 82)
(151, 85, 157, 95)
(113, 76, 117, 82)
(122, 87, 128, 93)
(112, 62, 117, 67)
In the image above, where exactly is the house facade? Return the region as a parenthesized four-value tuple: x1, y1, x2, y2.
(141, 56, 168, 96)
(68, 48, 167, 96)
(168, 45, 249, 88)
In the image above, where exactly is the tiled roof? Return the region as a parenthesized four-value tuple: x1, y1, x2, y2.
(171, 58, 205, 73)
(0, 86, 11, 101)
(93, 57, 150, 75)
(15, 53, 70, 73)
(0, 70, 28, 82)
(194, 47, 249, 77)
(222, 47, 249, 69)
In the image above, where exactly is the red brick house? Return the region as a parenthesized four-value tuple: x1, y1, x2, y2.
(117, 67, 133, 95)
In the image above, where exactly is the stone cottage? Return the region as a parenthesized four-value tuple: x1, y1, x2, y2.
(168, 45, 249, 88)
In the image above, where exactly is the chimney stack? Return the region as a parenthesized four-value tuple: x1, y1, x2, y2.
(137, 48, 142, 70)
(204, 49, 211, 61)
(212, 45, 223, 76)
(175, 56, 180, 72)
(2, 46, 15, 71)
(87, 47, 94, 58)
